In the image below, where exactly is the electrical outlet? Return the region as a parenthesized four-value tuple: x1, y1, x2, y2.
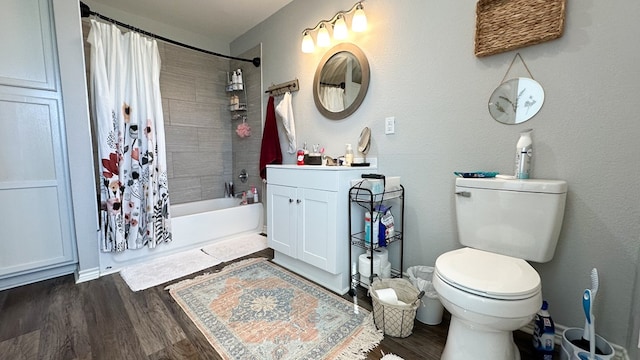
(385, 117, 395, 134)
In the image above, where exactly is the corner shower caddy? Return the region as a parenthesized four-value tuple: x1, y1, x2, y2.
(227, 70, 247, 122)
(348, 184, 405, 292)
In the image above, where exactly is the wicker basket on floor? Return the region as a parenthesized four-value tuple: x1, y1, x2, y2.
(370, 278, 421, 338)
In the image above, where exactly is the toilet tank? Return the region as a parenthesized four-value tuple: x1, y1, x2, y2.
(455, 177, 567, 262)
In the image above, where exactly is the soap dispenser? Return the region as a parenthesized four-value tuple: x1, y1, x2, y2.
(345, 144, 354, 166)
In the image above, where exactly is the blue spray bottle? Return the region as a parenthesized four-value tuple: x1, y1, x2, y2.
(533, 300, 555, 359)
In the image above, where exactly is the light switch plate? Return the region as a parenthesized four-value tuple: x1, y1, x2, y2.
(385, 117, 395, 134)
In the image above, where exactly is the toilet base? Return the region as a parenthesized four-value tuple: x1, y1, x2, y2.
(441, 316, 521, 360)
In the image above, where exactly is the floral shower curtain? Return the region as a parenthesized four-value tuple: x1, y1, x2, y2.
(88, 20, 171, 252)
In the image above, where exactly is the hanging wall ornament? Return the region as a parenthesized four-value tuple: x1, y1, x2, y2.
(488, 53, 545, 125)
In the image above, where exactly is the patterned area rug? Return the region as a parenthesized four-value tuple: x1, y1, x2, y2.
(168, 258, 383, 360)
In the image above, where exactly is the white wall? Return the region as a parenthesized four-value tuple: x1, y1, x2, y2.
(232, 0, 640, 355)
(52, 1, 100, 280)
(81, 0, 229, 55)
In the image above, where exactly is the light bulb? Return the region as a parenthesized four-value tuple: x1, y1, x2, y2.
(301, 31, 314, 53)
(333, 15, 348, 40)
(352, 6, 367, 32)
(317, 24, 331, 47)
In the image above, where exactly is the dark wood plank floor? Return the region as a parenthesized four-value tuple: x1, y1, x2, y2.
(0, 248, 555, 359)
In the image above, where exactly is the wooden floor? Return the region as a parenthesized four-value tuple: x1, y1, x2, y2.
(0, 248, 556, 359)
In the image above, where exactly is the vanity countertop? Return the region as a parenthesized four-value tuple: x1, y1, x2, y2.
(267, 158, 377, 171)
(267, 164, 376, 171)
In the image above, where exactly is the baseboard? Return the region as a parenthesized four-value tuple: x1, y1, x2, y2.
(520, 322, 630, 360)
(74, 267, 100, 284)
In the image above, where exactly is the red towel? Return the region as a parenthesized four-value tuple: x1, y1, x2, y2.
(260, 96, 282, 179)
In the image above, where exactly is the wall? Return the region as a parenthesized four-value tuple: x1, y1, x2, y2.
(159, 42, 232, 203)
(81, 0, 229, 56)
(232, 0, 640, 355)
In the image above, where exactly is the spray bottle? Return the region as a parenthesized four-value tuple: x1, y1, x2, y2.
(533, 300, 555, 360)
(515, 129, 533, 179)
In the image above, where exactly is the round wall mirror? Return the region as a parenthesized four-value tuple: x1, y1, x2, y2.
(488, 77, 545, 125)
(313, 43, 370, 120)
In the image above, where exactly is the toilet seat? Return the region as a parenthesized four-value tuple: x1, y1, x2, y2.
(435, 247, 540, 300)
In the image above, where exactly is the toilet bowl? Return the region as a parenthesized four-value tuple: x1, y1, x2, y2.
(434, 247, 542, 360)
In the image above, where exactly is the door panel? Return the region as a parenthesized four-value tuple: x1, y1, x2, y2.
(299, 188, 337, 272)
(0, 0, 56, 90)
(267, 184, 297, 256)
(0, 187, 71, 274)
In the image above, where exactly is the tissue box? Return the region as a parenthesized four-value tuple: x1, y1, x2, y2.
(305, 155, 322, 165)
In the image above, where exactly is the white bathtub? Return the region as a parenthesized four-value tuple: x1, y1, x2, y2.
(99, 198, 264, 274)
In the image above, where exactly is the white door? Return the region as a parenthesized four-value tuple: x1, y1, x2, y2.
(0, 0, 76, 281)
(298, 188, 337, 272)
(267, 184, 297, 257)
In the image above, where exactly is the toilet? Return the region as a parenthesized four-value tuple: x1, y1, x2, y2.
(433, 177, 567, 360)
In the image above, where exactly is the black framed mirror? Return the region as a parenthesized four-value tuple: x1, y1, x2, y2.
(313, 43, 370, 120)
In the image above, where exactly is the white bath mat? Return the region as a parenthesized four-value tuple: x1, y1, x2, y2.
(201, 233, 268, 262)
(380, 353, 404, 360)
(120, 248, 221, 292)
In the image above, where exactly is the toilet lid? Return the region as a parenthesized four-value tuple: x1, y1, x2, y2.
(435, 247, 541, 300)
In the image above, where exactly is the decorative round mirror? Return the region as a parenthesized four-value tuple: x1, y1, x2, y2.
(313, 43, 370, 120)
(488, 77, 544, 125)
(357, 126, 371, 166)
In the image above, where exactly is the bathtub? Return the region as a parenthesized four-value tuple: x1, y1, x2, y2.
(99, 198, 264, 274)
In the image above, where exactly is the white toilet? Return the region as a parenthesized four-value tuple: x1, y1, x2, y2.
(433, 177, 567, 360)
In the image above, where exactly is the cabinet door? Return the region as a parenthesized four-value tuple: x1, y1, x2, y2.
(298, 188, 337, 272)
(267, 184, 297, 257)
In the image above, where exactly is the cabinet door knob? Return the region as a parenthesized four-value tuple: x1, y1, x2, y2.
(296, 199, 301, 204)
(289, 198, 294, 203)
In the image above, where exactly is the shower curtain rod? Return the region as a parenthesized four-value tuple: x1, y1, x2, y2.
(79, 2, 261, 67)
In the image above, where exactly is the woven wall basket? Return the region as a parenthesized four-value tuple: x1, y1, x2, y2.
(475, 0, 566, 57)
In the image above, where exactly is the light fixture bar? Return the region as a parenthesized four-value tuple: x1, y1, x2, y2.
(300, 1, 367, 53)
(301, 2, 364, 35)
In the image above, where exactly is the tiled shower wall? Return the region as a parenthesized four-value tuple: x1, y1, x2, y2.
(82, 21, 262, 205)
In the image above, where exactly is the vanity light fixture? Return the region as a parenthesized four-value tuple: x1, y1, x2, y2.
(300, 1, 367, 54)
(333, 15, 348, 40)
(301, 31, 315, 53)
(352, 4, 367, 32)
(317, 24, 331, 48)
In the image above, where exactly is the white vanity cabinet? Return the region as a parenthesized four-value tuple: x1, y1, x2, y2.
(266, 165, 373, 294)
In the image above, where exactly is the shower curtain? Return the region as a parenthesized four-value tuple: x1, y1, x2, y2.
(320, 86, 345, 112)
(88, 20, 171, 252)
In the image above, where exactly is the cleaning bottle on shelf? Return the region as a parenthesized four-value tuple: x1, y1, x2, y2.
(231, 70, 239, 90)
(364, 211, 379, 247)
(533, 300, 555, 360)
(236, 69, 243, 90)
